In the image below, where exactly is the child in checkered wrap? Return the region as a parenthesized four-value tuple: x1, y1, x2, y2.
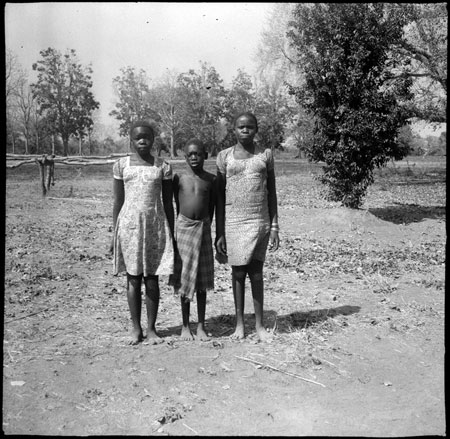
(169, 139, 216, 341)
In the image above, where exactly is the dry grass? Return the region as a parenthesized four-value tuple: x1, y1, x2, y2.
(4, 157, 445, 373)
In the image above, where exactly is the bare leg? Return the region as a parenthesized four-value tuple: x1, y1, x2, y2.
(180, 296, 194, 340)
(231, 266, 247, 339)
(248, 259, 272, 342)
(127, 274, 144, 345)
(144, 275, 163, 344)
(196, 290, 210, 341)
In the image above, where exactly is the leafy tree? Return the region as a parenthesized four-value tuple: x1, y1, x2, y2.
(224, 69, 256, 116)
(15, 78, 35, 154)
(31, 48, 99, 156)
(220, 69, 258, 150)
(146, 70, 184, 157)
(254, 3, 315, 155)
(6, 49, 27, 103)
(176, 62, 227, 154)
(288, 3, 413, 208)
(110, 66, 160, 139)
(389, 3, 447, 123)
(6, 50, 27, 153)
(255, 3, 298, 79)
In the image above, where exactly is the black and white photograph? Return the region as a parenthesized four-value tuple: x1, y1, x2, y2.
(4, 2, 446, 436)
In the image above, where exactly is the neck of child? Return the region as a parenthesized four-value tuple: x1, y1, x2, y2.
(188, 166, 204, 177)
(134, 151, 154, 164)
(237, 140, 255, 153)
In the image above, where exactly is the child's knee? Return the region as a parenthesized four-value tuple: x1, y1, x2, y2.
(232, 267, 247, 282)
(250, 271, 263, 282)
(127, 274, 142, 290)
(144, 276, 160, 298)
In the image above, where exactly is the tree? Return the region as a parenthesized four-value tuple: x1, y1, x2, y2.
(176, 62, 227, 154)
(6, 49, 26, 103)
(255, 3, 298, 79)
(253, 78, 286, 149)
(15, 78, 35, 154)
(146, 69, 184, 157)
(288, 3, 413, 208)
(220, 69, 258, 150)
(254, 3, 315, 155)
(110, 66, 160, 139)
(389, 3, 447, 123)
(31, 48, 99, 156)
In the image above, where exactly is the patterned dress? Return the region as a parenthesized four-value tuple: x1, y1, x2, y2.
(216, 145, 274, 266)
(113, 156, 174, 277)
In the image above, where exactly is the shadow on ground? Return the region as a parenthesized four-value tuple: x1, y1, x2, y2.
(369, 203, 446, 225)
(158, 305, 361, 338)
(268, 305, 361, 334)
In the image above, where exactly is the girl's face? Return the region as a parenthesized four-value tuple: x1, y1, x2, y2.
(234, 115, 257, 145)
(131, 126, 154, 156)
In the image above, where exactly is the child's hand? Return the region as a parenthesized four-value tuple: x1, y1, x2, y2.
(215, 236, 227, 256)
(108, 238, 114, 255)
(269, 230, 279, 251)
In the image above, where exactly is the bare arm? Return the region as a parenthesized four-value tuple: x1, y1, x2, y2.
(208, 175, 217, 224)
(110, 178, 125, 253)
(267, 168, 280, 251)
(215, 170, 226, 255)
(162, 179, 175, 239)
(172, 173, 180, 216)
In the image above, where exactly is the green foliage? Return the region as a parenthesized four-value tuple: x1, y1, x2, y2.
(288, 3, 413, 208)
(31, 48, 99, 156)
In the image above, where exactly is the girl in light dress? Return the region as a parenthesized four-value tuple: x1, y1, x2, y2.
(111, 120, 174, 345)
(215, 112, 280, 341)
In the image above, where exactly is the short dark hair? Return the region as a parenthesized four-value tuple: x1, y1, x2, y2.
(184, 138, 207, 153)
(129, 119, 157, 137)
(233, 112, 258, 130)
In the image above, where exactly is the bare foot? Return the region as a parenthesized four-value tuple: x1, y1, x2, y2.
(230, 326, 245, 340)
(146, 329, 163, 345)
(256, 327, 272, 342)
(196, 327, 210, 341)
(180, 326, 195, 341)
(128, 328, 144, 345)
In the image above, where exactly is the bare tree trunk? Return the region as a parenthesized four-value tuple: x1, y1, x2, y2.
(36, 155, 56, 196)
(63, 138, 69, 156)
(36, 160, 46, 196)
(170, 106, 177, 157)
(78, 137, 82, 156)
(52, 134, 55, 155)
(170, 127, 178, 157)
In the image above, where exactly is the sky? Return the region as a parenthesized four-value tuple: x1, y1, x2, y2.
(5, 2, 275, 125)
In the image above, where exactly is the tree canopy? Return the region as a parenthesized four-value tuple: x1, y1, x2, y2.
(288, 3, 413, 208)
(31, 48, 99, 156)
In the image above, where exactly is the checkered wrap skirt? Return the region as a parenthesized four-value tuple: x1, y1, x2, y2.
(169, 213, 214, 301)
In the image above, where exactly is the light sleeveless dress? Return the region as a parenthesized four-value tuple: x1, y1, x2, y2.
(216, 145, 274, 266)
(113, 156, 174, 277)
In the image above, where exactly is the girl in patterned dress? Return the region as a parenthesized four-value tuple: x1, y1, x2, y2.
(215, 112, 280, 342)
(111, 120, 175, 345)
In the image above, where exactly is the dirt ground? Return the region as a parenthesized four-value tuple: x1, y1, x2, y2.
(2, 158, 446, 436)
